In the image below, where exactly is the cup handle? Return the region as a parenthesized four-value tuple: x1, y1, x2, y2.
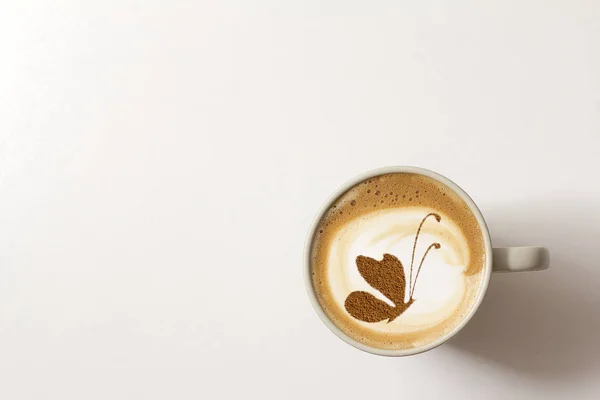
(492, 247, 550, 272)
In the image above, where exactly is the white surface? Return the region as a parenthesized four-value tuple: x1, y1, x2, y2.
(1, 2, 599, 399)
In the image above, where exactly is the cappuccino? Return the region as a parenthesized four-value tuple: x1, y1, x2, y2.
(310, 173, 486, 350)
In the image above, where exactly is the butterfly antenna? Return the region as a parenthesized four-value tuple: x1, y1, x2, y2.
(408, 213, 441, 298)
(410, 243, 441, 299)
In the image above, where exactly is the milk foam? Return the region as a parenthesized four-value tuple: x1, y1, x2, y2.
(311, 172, 486, 350)
(327, 207, 471, 334)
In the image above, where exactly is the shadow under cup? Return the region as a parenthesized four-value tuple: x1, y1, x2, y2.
(304, 166, 497, 356)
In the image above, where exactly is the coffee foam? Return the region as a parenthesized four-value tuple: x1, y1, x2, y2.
(311, 173, 486, 350)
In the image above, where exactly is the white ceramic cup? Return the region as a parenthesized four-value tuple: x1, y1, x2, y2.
(304, 166, 549, 356)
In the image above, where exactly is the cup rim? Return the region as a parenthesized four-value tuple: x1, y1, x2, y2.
(303, 166, 493, 356)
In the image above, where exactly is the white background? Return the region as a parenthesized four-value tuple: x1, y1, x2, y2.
(1, 1, 599, 399)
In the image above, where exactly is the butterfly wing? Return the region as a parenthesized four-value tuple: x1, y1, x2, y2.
(344, 291, 397, 323)
(355, 254, 407, 307)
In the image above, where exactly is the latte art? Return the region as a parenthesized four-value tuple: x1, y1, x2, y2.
(333, 209, 469, 332)
(311, 173, 486, 350)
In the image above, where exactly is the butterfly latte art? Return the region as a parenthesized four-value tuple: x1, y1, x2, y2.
(311, 173, 486, 350)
